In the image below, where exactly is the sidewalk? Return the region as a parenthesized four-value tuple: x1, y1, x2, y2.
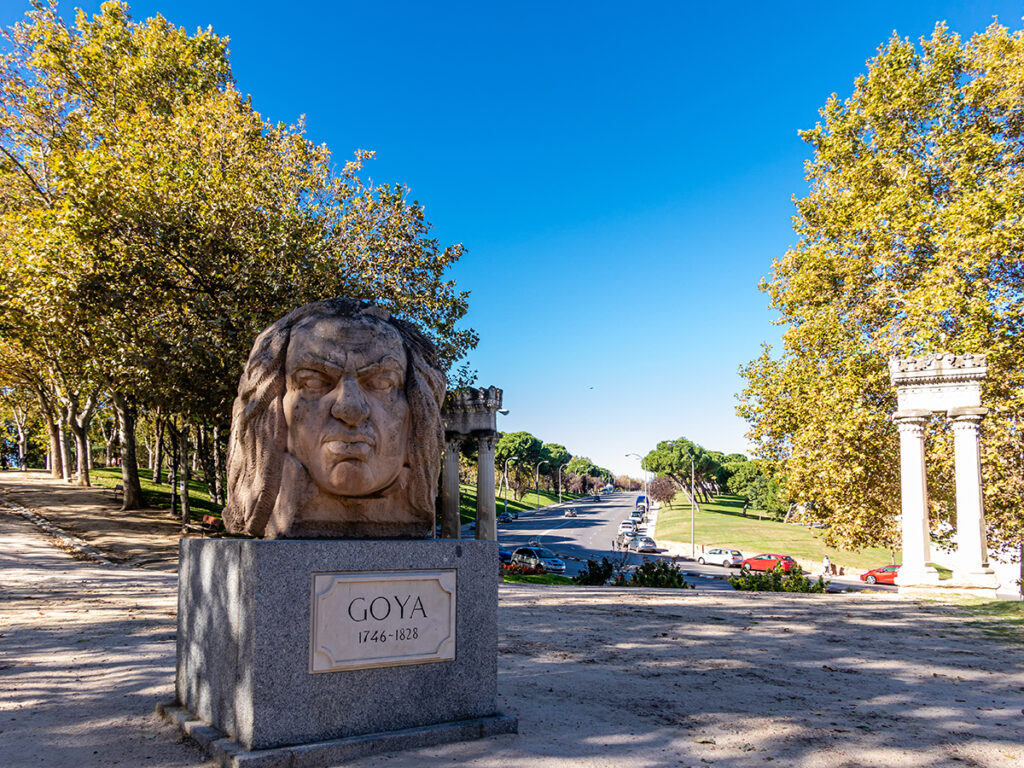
(3, 477, 1024, 767)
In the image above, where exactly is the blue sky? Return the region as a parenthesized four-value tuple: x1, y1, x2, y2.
(3, 1, 1020, 477)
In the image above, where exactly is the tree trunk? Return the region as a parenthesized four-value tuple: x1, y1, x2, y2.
(212, 424, 225, 506)
(197, 425, 224, 505)
(152, 412, 164, 485)
(57, 406, 72, 482)
(179, 423, 192, 529)
(110, 391, 145, 510)
(167, 421, 179, 519)
(34, 385, 63, 479)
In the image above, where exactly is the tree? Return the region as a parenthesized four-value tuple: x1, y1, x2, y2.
(644, 438, 721, 504)
(495, 431, 542, 500)
(738, 22, 1024, 553)
(0, 2, 476, 511)
(647, 476, 677, 508)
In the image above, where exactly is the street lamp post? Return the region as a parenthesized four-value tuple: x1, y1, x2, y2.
(625, 453, 646, 500)
(534, 460, 549, 510)
(557, 462, 569, 504)
(503, 456, 519, 518)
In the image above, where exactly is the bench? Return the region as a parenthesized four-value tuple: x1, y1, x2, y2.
(185, 514, 225, 537)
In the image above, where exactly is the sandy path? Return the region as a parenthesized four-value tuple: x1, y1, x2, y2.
(1, 479, 1023, 767)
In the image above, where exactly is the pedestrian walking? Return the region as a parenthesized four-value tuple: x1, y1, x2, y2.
(822, 554, 831, 576)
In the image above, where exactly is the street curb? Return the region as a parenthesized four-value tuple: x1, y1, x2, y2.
(0, 498, 118, 566)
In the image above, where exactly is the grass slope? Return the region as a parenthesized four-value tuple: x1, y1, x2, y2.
(656, 491, 903, 571)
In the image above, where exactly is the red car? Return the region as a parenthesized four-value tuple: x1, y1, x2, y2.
(741, 553, 798, 572)
(860, 565, 900, 585)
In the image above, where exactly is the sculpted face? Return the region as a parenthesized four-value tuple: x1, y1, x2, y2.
(282, 316, 410, 498)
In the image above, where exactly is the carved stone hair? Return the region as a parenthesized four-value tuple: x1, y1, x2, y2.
(223, 298, 446, 538)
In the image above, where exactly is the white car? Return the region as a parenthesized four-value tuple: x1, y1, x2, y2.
(628, 535, 658, 553)
(697, 548, 744, 567)
(618, 520, 637, 534)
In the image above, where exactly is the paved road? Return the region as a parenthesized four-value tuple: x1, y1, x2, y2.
(487, 491, 896, 593)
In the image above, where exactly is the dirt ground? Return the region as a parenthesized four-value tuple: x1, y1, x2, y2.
(2, 471, 1023, 768)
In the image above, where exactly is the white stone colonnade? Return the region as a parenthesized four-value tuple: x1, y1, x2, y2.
(889, 354, 999, 595)
(440, 387, 502, 541)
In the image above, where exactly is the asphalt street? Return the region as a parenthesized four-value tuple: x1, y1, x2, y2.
(472, 491, 896, 593)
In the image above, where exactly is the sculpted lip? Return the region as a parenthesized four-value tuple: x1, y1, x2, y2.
(323, 435, 374, 460)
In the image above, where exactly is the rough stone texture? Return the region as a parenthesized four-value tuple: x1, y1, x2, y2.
(223, 298, 446, 539)
(159, 703, 516, 768)
(177, 538, 503, 751)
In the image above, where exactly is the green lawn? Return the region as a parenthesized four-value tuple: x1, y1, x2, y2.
(459, 483, 578, 523)
(656, 491, 909, 571)
(90, 467, 223, 521)
(502, 572, 575, 585)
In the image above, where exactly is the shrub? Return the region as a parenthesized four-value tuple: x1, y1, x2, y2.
(729, 564, 828, 593)
(574, 557, 616, 585)
(613, 560, 693, 589)
(502, 563, 545, 576)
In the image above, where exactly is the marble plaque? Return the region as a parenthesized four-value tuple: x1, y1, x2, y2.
(310, 570, 456, 673)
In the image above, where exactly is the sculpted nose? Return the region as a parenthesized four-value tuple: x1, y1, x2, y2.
(329, 378, 370, 425)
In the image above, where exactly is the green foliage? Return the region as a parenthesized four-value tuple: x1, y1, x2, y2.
(0, 1, 475, 430)
(613, 560, 693, 589)
(738, 21, 1024, 553)
(574, 557, 616, 586)
(644, 438, 721, 503)
(729, 564, 828, 593)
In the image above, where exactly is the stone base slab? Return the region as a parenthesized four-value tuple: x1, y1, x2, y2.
(158, 702, 517, 768)
(178, 538, 503, 750)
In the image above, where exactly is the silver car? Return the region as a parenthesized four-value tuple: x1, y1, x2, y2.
(697, 548, 743, 567)
(628, 535, 658, 553)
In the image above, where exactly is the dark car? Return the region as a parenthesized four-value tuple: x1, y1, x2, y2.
(499, 548, 513, 563)
(591, 495, 601, 502)
(498, 512, 513, 523)
(510, 546, 566, 573)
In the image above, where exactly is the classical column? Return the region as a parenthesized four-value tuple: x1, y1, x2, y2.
(475, 435, 497, 541)
(440, 438, 462, 539)
(948, 407, 998, 588)
(893, 411, 940, 587)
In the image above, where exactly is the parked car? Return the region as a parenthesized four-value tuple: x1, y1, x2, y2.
(616, 530, 640, 548)
(499, 548, 513, 563)
(635, 495, 649, 511)
(741, 553, 798, 572)
(498, 512, 513, 523)
(618, 520, 638, 534)
(697, 548, 744, 568)
(629, 510, 644, 526)
(563, 508, 578, 518)
(860, 565, 900, 585)
(628, 535, 658, 553)
(510, 546, 566, 574)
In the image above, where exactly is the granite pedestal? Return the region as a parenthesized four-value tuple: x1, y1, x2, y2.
(166, 538, 515, 766)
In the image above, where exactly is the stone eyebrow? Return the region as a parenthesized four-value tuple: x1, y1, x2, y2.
(357, 355, 405, 377)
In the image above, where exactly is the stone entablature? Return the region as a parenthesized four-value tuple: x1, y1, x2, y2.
(889, 354, 986, 412)
(443, 386, 503, 439)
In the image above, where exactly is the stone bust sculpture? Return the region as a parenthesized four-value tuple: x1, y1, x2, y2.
(223, 298, 446, 538)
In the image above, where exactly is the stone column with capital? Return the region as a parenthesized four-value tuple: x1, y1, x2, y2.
(893, 411, 941, 587)
(440, 438, 462, 539)
(475, 436, 497, 541)
(948, 407, 998, 590)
